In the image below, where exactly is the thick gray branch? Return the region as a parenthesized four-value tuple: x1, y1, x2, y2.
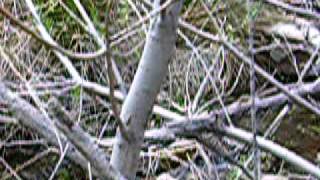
(0, 83, 105, 178)
(110, 0, 184, 178)
(144, 79, 320, 178)
(48, 99, 123, 180)
(145, 122, 320, 178)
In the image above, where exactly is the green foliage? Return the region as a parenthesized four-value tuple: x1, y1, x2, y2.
(226, 154, 247, 179)
(118, 1, 130, 26)
(43, 16, 54, 31)
(154, 114, 163, 128)
(64, 1, 79, 14)
(226, 24, 237, 41)
(310, 125, 320, 135)
(71, 86, 81, 102)
(247, 1, 263, 21)
(34, 0, 91, 49)
(57, 169, 72, 180)
(224, 0, 263, 43)
(184, 0, 193, 7)
(87, 1, 100, 26)
(226, 168, 238, 180)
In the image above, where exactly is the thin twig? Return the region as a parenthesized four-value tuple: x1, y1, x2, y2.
(0, 157, 23, 180)
(0, 46, 64, 153)
(145, 122, 320, 178)
(179, 19, 320, 116)
(71, 0, 126, 92)
(223, 39, 320, 116)
(48, 98, 123, 179)
(0, 6, 106, 60)
(248, 0, 260, 178)
(2, 148, 56, 180)
(178, 30, 233, 127)
(105, 2, 130, 141)
(196, 135, 254, 180)
(265, 0, 320, 19)
(110, 0, 175, 42)
(299, 44, 320, 82)
(48, 144, 69, 180)
(235, 104, 291, 179)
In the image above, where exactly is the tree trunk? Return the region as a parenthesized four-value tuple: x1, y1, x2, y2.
(110, 0, 183, 178)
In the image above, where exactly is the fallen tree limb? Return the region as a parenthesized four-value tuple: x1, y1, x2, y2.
(224, 126, 320, 178)
(147, 78, 320, 126)
(217, 78, 320, 118)
(145, 122, 320, 178)
(223, 40, 320, 115)
(142, 79, 320, 178)
(48, 98, 123, 179)
(0, 83, 100, 177)
(2, 75, 320, 178)
(264, 0, 320, 19)
(196, 134, 254, 180)
(143, 79, 320, 142)
(179, 20, 320, 115)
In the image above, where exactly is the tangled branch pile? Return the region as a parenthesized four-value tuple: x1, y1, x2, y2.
(0, 0, 320, 179)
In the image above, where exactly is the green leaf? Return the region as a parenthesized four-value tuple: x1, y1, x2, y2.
(71, 86, 81, 101)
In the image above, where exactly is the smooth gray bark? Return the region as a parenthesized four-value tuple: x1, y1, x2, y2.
(0, 82, 120, 179)
(0, 83, 88, 171)
(110, 0, 183, 178)
(48, 99, 123, 179)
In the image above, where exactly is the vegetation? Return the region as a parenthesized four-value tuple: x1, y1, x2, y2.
(0, 0, 320, 179)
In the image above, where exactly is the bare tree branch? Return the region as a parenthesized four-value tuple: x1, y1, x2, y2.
(48, 98, 124, 179)
(110, 0, 184, 178)
(222, 39, 320, 116)
(264, 0, 320, 19)
(145, 121, 320, 178)
(104, 2, 130, 141)
(0, 82, 99, 177)
(0, 6, 107, 60)
(179, 20, 320, 115)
